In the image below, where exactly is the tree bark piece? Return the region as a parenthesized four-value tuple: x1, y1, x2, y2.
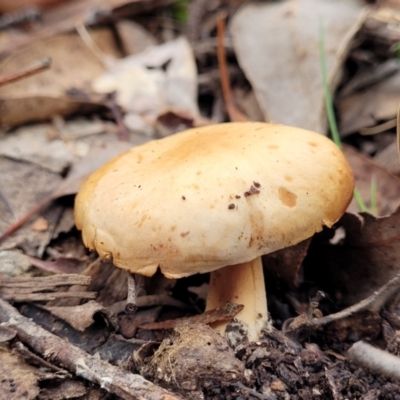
(0, 298, 183, 400)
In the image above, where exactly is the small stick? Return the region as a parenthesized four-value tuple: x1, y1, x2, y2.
(216, 16, 248, 122)
(348, 341, 400, 380)
(0, 57, 51, 86)
(125, 272, 137, 314)
(0, 298, 183, 400)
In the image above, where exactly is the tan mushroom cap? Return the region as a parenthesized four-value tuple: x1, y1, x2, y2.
(75, 122, 354, 278)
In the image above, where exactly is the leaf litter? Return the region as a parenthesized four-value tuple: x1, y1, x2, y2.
(3, 1, 400, 399)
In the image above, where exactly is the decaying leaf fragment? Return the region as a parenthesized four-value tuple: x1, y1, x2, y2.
(0, 348, 40, 400)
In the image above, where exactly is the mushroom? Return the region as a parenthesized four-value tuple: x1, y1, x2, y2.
(74, 122, 354, 342)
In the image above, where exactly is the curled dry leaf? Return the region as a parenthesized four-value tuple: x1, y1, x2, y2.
(43, 300, 117, 332)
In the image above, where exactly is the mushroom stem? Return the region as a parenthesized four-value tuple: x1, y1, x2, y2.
(205, 257, 271, 342)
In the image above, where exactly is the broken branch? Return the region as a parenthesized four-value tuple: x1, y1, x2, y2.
(0, 298, 183, 400)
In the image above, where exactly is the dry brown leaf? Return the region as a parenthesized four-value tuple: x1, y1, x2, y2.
(263, 238, 311, 287)
(339, 72, 400, 135)
(343, 145, 400, 215)
(230, 0, 366, 133)
(0, 156, 64, 253)
(309, 208, 400, 305)
(0, 348, 40, 400)
(44, 300, 116, 331)
(374, 141, 400, 175)
(0, 28, 120, 127)
(29, 256, 86, 274)
(0, 0, 152, 60)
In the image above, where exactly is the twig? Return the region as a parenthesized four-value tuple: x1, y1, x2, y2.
(108, 294, 192, 315)
(0, 298, 183, 400)
(125, 272, 137, 314)
(216, 16, 248, 122)
(0, 274, 94, 302)
(0, 57, 51, 86)
(14, 341, 70, 377)
(285, 270, 400, 337)
(0, 274, 91, 288)
(348, 341, 400, 380)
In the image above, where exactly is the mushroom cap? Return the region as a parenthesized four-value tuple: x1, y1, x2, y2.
(75, 122, 354, 278)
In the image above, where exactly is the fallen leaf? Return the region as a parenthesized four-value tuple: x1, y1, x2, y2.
(339, 71, 400, 135)
(93, 36, 199, 134)
(0, 348, 40, 400)
(263, 238, 311, 287)
(0, 28, 120, 127)
(230, 0, 366, 132)
(0, 124, 77, 174)
(44, 300, 117, 331)
(29, 256, 86, 274)
(308, 208, 400, 305)
(343, 144, 400, 215)
(374, 141, 400, 175)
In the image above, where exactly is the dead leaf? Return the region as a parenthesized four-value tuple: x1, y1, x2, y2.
(0, 348, 40, 400)
(93, 36, 199, 134)
(339, 71, 400, 135)
(116, 19, 157, 55)
(43, 300, 117, 331)
(230, 0, 366, 133)
(374, 141, 400, 175)
(0, 28, 120, 127)
(29, 256, 86, 274)
(263, 238, 311, 287)
(343, 145, 400, 215)
(308, 208, 400, 305)
(0, 0, 148, 60)
(0, 124, 78, 174)
(0, 156, 63, 253)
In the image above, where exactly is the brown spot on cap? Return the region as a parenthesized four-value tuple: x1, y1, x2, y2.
(180, 231, 190, 237)
(228, 203, 235, 209)
(308, 142, 318, 147)
(278, 187, 297, 207)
